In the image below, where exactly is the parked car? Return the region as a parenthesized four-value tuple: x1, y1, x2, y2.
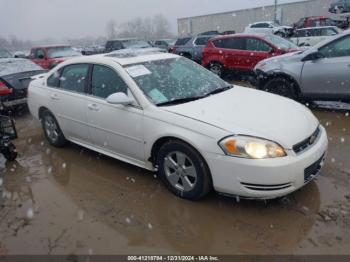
(172, 35, 215, 63)
(254, 30, 350, 101)
(329, 0, 350, 14)
(152, 39, 176, 52)
(293, 16, 348, 30)
(105, 38, 152, 52)
(28, 51, 327, 200)
(244, 21, 293, 37)
(29, 45, 82, 69)
(0, 57, 45, 110)
(290, 26, 341, 46)
(202, 34, 298, 77)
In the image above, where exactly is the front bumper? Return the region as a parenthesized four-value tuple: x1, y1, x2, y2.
(1, 98, 27, 108)
(204, 126, 328, 199)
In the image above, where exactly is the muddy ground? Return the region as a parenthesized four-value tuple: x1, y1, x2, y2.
(0, 101, 350, 255)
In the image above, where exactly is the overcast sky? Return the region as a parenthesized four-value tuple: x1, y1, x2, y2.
(1, 0, 299, 40)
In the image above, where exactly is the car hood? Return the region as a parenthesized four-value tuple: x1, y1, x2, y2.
(163, 86, 319, 149)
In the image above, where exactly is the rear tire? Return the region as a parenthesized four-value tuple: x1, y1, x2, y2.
(156, 140, 212, 201)
(209, 62, 224, 78)
(2, 143, 17, 161)
(41, 111, 67, 147)
(263, 77, 298, 100)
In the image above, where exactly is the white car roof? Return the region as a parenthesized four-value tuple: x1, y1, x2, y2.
(57, 50, 178, 67)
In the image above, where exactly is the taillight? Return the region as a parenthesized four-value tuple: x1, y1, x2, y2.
(171, 46, 176, 53)
(0, 81, 12, 95)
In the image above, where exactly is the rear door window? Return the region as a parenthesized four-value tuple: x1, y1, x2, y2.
(60, 64, 89, 93)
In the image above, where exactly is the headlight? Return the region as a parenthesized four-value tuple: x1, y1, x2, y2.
(219, 136, 286, 159)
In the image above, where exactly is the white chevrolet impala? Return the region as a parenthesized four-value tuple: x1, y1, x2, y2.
(28, 50, 328, 200)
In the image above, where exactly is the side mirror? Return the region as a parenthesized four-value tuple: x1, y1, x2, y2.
(301, 51, 325, 62)
(38, 54, 45, 59)
(106, 92, 134, 106)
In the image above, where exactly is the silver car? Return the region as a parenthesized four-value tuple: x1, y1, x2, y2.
(254, 31, 350, 101)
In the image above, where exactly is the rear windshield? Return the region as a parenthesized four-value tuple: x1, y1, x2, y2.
(264, 35, 298, 50)
(47, 46, 81, 58)
(0, 49, 12, 59)
(194, 37, 211, 46)
(175, 38, 191, 46)
(0, 59, 43, 76)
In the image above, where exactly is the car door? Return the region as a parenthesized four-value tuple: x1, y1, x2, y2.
(243, 37, 273, 70)
(86, 64, 144, 163)
(50, 63, 91, 143)
(301, 34, 350, 97)
(222, 37, 247, 71)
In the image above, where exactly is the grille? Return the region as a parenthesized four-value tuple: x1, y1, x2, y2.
(293, 126, 320, 154)
(304, 154, 325, 183)
(241, 182, 292, 191)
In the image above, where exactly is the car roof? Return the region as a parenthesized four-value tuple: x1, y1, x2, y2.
(107, 38, 140, 42)
(297, 26, 338, 30)
(31, 45, 71, 49)
(56, 49, 178, 66)
(211, 33, 266, 40)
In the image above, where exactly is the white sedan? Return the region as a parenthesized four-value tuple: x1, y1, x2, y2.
(28, 50, 328, 200)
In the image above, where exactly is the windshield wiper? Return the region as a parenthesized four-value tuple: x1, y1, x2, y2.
(203, 85, 233, 97)
(157, 97, 203, 107)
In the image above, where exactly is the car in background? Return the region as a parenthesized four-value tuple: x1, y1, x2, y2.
(329, 0, 350, 14)
(29, 45, 82, 69)
(0, 57, 45, 110)
(290, 26, 340, 46)
(105, 38, 152, 52)
(244, 21, 293, 37)
(293, 16, 348, 30)
(152, 39, 176, 52)
(28, 51, 327, 200)
(202, 34, 298, 77)
(171, 35, 215, 63)
(254, 30, 350, 101)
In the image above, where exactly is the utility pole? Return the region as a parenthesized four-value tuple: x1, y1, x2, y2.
(274, 0, 278, 23)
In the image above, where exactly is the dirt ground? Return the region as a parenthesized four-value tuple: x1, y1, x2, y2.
(0, 100, 350, 255)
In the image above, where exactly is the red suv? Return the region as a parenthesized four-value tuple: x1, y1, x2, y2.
(202, 34, 298, 77)
(29, 45, 81, 69)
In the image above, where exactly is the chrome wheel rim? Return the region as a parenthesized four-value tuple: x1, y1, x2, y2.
(44, 115, 59, 142)
(210, 65, 221, 76)
(164, 151, 197, 192)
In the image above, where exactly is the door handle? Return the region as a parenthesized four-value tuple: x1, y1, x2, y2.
(88, 103, 100, 111)
(50, 94, 59, 101)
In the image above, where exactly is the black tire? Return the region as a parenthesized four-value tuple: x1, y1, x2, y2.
(263, 77, 298, 100)
(180, 53, 191, 59)
(156, 140, 212, 201)
(209, 62, 224, 78)
(2, 142, 18, 161)
(41, 110, 67, 147)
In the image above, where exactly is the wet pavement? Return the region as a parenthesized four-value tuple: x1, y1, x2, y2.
(0, 102, 350, 255)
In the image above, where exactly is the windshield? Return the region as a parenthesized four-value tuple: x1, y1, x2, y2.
(264, 35, 298, 50)
(122, 40, 151, 49)
(165, 39, 176, 45)
(0, 49, 13, 59)
(124, 57, 229, 105)
(47, 46, 81, 58)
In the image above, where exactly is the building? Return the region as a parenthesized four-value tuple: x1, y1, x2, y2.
(177, 0, 337, 36)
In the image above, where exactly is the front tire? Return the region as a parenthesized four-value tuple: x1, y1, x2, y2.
(263, 77, 298, 100)
(156, 140, 212, 200)
(41, 111, 67, 147)
(2, 143, 18, 161)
